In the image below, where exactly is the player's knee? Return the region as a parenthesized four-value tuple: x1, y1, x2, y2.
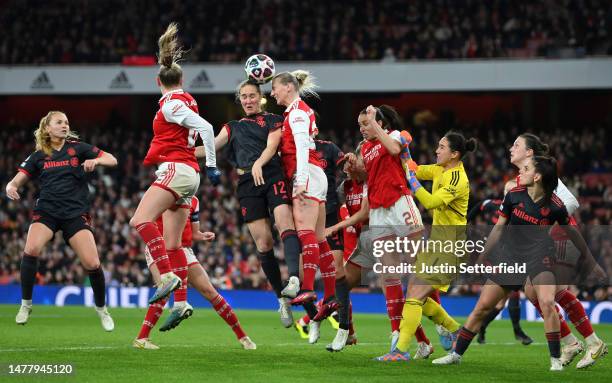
(129, 216, 140, 228)
(255, 237, 273, 252)
(538, 298, 556, 315)
(23, 246, 42, 257)
(202, 286, 218, 301)
(83, 259, 101, 270)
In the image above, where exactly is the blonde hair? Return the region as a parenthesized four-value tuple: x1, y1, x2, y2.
(273, 70, 319, 98)
(35, 111, 79, 156)
(157, 22, 184, 87)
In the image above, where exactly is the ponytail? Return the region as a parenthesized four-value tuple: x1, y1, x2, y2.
(157, 22, 184, 87)
(273, 70, 319, 98)
(532, 156, 559, 206)
(520, 133, 549, 156)
(444, 131, 478, 159)
(34, 111, 79, 156)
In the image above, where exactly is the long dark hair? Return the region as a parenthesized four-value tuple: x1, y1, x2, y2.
(359, 104, 403, 131)
(520, 133, 549, 156)
(444, 131, 478, 159)
(532, 155, 558, 206)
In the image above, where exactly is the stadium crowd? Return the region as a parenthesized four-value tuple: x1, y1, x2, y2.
(1, 0, 610, 64)
(0, 110, 610, 300)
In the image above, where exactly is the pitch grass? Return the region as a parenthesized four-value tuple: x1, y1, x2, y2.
(0, 304, 610, 382)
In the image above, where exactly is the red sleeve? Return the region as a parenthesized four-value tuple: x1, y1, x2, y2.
(224, 123, 231, 139)
(18, 168, 31, 177)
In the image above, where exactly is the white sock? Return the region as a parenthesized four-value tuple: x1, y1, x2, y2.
(95, 306, 107, 312)
(21, 299, 32, 306)
(585, 333, 601, 347)
(173, 301, 186, 309)
(561, 333, 579, 346)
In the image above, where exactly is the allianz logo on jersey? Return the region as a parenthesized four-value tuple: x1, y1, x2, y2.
(189, 70, 213, 89)
(31, 71, 54, 90)
(109, 71, 133, 89)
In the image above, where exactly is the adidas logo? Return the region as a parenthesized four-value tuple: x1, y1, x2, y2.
(31, 71, 53, 90)
(189, 70, 213, 89)
(109, 71, 133, 89)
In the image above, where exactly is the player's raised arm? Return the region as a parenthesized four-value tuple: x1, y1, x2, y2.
(365, 105, 402, 156)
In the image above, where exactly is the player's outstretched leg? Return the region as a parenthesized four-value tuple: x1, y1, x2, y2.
(134, 298, 167, 350)
(313, 240, 338, 321)
(16, 253, 38, 325)
(69, 229, 114, 332)
(189, 264, 255, 349)
(508, 292, 533, 345)
(290, 230, 319, 305)
(531, 298, 583, 366)
(160, 249, 192, 332)
(555, 289, 608, 368)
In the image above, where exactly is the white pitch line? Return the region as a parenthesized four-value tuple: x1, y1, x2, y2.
(0, 342, 548, 353)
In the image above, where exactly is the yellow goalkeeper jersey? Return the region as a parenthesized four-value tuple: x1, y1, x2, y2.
(414, 162, 470, 226)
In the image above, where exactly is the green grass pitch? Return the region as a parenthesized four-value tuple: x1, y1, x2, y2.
(1, 304, 610, 382)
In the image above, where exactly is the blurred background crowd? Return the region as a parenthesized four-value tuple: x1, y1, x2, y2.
(1, 0, 610, 64)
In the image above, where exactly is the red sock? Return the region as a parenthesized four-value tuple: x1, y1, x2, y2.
(137, 298, 167, 339)
(211, 294, 246, 340)
(318, 241, 336, 299)
(429, 290, 441, 304)
(384, 279, 404, 332)
(297, 230, 319, 291)
(300, 314, 311, 325)
(136, 222, 170, 274)
(532, 299, 571, 338)
(415, 325, 431, 344)
(556, 289, 594, 338)
(168, 248, 188, 303)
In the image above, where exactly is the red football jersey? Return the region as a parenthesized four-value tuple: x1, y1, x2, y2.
(361, 130, 410, 209)
(343, 178, 368, 232)
(280, 98, 323, 183)
(155, 196, 199, 248)
(339, 205, 358, 261)
(144, 89, 201, 171)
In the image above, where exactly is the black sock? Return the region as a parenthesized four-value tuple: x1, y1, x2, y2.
(258, 250, 283, 297)
(546, 331, 561, 358)
(480, 307, 502, 334)
(335, 277, 350, 330)
(87, 267, 106, 307)
(455, 327, 477, 356)
(303, 301, 318, 319)
(20, 254, 38, 301)
(508, 294, 522, 332)
(281, 230, 301, 278)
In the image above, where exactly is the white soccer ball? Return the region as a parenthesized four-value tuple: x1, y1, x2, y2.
(244, 54, 275, 84)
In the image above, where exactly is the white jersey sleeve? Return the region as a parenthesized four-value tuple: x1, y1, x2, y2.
(388, 130, 402, 143)
(554, 179, 579, 215)
(161, 99, 216, 168)
(289, 109, 311, 186)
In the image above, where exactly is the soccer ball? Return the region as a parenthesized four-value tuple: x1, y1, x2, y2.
(244, 54, 275, 84)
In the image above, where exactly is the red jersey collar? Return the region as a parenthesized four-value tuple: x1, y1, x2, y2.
(283, 97, 301, 115)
